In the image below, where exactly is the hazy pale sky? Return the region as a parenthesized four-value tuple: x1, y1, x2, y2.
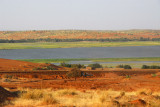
(0, 0, 160, 31)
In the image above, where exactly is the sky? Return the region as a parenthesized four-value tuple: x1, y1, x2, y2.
(0, 0, 160, 31)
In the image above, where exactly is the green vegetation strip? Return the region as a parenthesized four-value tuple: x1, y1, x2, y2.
(17, 57, 160, 63)
(0, 41, 160, 49)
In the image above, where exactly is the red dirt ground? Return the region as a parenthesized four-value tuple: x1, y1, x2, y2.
(1, 58, 160, 92)
(1, 73, 160, 92)
(0, 58, 65, 71)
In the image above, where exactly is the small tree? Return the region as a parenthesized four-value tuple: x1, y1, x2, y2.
(66, 68, 81, 81)
(141, 65, 149, 69)
(123, 65, 132, 69)
(116, 64, 132, 69)
(88, 63, 102, 69)
(116, 65, 124, 68)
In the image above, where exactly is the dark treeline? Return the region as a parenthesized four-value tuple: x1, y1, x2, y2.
(141, 65, 160, 69)
(0, 37, 160, 43)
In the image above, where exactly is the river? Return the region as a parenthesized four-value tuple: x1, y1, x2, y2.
(0, 46, 160, 59)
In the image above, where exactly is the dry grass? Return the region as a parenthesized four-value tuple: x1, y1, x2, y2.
(6, 88, 160, 107)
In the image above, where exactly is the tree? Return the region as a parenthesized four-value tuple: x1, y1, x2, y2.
(116, 64, 132, 69)
(88, 63, 102, 69)
(116, 65, 124, 68)
(123, 65, 132, 69)
(141, 65, 149, 69)
(66, 68, 81, 81)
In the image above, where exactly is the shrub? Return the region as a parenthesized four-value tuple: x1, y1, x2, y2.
(141, 65, 160, 69)
(88, 63, 102, 69)
(116, 65, 132, 69)
(125, 75, 131, 78)
(34, 66, 57, 70)
(60, 62, 71, 68)
(141, 65, 149, 69)
(116, 65, 124, 68)
(46, 66, 57, 70)
(123, 65, 132, 69)
(66, 68, 81, 81)
(151, 73, 157, 77)
(60, 62, 85, 69)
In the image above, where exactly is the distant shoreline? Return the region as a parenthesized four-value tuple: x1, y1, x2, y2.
(0, 41, 160, 49)
(17, 57, 160, 63)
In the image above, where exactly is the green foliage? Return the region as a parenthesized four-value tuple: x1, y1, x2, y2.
(34, 65, 57, 70)
(88, 63, 102, 69)
(66, 68, 81, 80)
(125, 75, 131, 78)
(124, 65, 132, 69)
(116, 65, 132, 69)
(151, 74, 157, 77)
(60, 62, 85, 68)
(141, 65, 160, 69)
(116, 65, 124, 68)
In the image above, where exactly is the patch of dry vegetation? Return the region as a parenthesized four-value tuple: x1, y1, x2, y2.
(4, 88, 160, 107)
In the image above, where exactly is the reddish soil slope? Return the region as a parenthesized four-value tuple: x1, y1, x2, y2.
(0, 58, 64, 71)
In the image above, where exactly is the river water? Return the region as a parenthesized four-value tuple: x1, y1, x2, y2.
(0, 46, 160, 59)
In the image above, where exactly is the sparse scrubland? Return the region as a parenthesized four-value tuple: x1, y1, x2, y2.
(0, 30, 160, 41)
(1, 58, 160, 106)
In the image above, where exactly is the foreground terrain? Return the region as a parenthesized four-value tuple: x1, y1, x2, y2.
(1, 73, 160, 107)
(1, 58, 160, 106)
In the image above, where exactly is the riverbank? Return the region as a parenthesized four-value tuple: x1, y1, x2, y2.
(18, 57, 160, 63)
(17, 57, 160, 68)
(0, 41, 160, 49)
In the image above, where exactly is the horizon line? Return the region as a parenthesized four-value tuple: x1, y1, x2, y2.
(0, 29, 160, 32)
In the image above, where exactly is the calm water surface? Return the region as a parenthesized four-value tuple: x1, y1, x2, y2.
(0, 46, 160, 59)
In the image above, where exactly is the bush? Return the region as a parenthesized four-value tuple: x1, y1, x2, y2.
(88, 63, 102, 69)
(151, 73, 157, 77)
(141, 65, 149, 69)
(116, 65, 124, 68)
(60, 62, 85, 69)
(34, 65, 57, 70)
(125, 75, 131, 78)
(123, 65, 132, 69)
(116, 65, 132, 69)
(66, 68, 81, 81)
(141, 65, 160, 69)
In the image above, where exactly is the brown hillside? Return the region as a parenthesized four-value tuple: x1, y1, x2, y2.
(0, 58, 64, 71)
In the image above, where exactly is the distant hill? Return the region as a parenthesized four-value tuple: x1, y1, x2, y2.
(0, 30, 160, 42)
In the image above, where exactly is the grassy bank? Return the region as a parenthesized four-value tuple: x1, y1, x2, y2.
(18, 57, 160, 63)
(4, 88, 160, 107)
(0, 41, 160, 49)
